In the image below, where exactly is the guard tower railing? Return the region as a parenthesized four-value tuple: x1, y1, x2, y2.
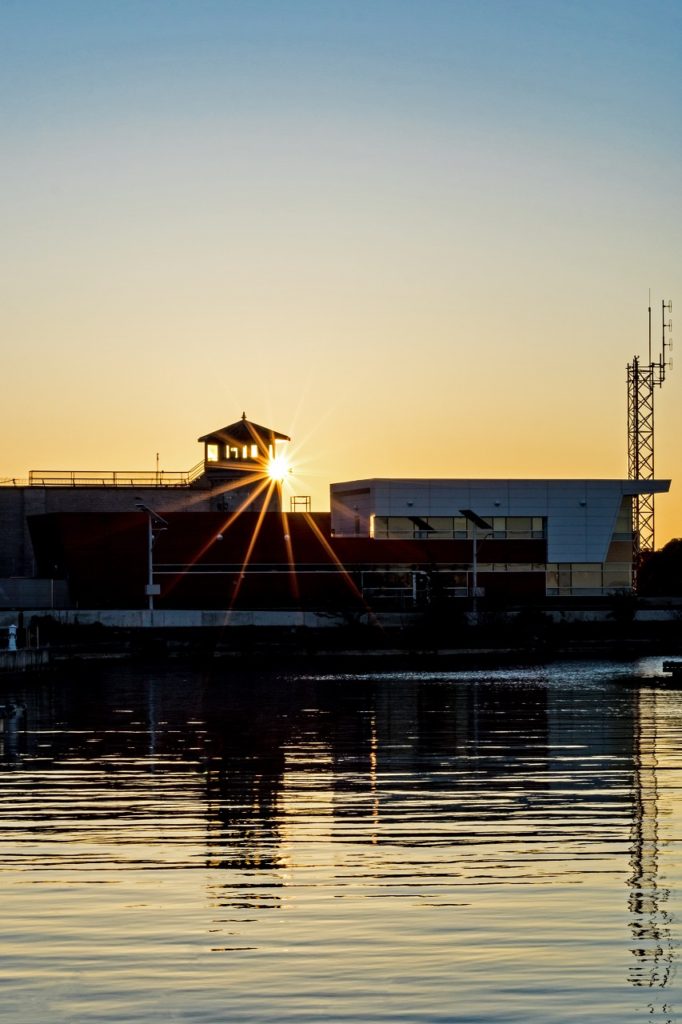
(24, 461, 205, 488)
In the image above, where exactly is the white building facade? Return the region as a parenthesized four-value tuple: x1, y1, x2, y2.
(330, 478, 671, 597)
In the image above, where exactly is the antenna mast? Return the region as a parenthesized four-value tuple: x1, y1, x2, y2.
(627, 297, 672, 557)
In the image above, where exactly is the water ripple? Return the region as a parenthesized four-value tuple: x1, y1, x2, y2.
(0, 659, 680, 1022)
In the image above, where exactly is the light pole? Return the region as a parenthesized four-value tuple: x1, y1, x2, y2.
(135, 500, 168, 612)
(459, 509, 492, 624)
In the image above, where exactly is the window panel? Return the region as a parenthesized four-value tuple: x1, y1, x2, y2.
(428, 517, 453, 533)
(603, 565, 632, 589)
(572, 570, 602, 589)
(509, 517, 531, 533)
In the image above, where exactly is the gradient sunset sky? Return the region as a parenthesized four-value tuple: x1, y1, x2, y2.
(2, 1, 680, 543)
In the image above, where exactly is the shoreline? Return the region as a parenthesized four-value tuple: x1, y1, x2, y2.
(2, 636, 681, 677)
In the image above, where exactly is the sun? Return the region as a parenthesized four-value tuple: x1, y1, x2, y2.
(267, 452, 290, 482)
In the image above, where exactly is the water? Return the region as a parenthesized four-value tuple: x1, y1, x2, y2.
(1, 658, 681, 1023)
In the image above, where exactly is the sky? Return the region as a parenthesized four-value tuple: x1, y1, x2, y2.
(1, 0, 681, 545)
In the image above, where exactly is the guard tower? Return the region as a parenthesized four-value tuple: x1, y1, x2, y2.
(197, 413, 291, 512)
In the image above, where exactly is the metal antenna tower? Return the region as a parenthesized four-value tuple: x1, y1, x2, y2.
(627, 297, 672, 555)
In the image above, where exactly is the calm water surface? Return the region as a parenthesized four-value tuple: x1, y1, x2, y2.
(1, 658, 681, 1023)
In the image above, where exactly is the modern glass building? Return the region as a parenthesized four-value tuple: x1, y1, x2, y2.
(330, 478, 671, 598)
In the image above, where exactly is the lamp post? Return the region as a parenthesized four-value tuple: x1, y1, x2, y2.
(135, 501, 168, 612)
(459, 509, 492, 624)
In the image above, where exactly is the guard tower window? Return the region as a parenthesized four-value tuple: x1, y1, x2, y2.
(206, 444, 219, 462)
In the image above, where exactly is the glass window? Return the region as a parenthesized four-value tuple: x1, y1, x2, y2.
(373, 516, 388, 538)
(251, 444, 259, 458)
(206, 444, 219, 462)
(428, 517, 453, 534)
(572, 568, 602, 590)
(397, 517, 414, 536)
(531, 517, 545, 536)
(603, 565, 632, 589)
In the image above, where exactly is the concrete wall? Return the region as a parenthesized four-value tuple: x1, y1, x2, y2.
(1, 606, 681, 629)
(0, 608, 355, 629)
(0, 648, 50, 672)
(0, 578, 68, 609)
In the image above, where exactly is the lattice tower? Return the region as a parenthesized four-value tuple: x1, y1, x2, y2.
(627, 299, 672, 555)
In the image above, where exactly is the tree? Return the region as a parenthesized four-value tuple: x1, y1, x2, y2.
(638, 539, 682, 596)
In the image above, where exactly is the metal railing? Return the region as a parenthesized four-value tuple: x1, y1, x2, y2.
(26, 461, 205, 488)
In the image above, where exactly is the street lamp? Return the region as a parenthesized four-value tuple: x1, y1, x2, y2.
(135, 500, 168, 612)
(459, 509, 492, 624)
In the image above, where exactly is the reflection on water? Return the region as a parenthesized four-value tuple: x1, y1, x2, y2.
(1, 658, 681, 1023)
(630, 687, 675, 993)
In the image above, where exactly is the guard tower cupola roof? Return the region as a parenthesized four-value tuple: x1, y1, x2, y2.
(198, 413, 290, 447)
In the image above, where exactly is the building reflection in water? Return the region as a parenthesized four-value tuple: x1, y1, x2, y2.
(203, 709, 289, 914)
(0, 701, 26, 761)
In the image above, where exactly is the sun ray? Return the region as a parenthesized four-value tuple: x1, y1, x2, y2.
(159, 466, 272, 512)
(300, 512, 379, 624)
(279, 509, 301, 604)
(227, 478, 278, 612)
(158, 476, 273, 598)
(243, 418, 272, 460)
(207, 469, 270, 496)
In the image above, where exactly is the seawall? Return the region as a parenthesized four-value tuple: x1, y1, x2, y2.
(0, 648, 50, 673)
